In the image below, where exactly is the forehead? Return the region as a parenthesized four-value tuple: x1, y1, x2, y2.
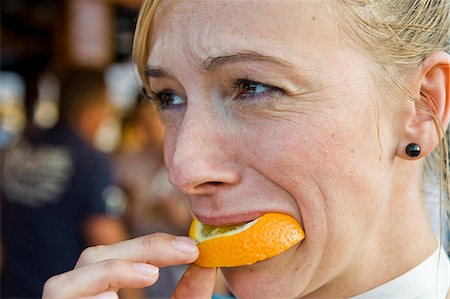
(148, 0, 342, 68)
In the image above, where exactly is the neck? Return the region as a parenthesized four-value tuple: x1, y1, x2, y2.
(364, 191, 435, 286)
(310, 161, 437, 298)
(350, 162, 436, 297)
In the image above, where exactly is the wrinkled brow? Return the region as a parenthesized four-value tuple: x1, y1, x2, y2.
(202, 51, 296, 70)
(145, 50, 296, 78)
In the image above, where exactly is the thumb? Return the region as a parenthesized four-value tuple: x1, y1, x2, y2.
(172, 264, 216, 299)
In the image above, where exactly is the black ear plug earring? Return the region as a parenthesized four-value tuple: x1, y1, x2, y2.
(406, 143, 421, 157)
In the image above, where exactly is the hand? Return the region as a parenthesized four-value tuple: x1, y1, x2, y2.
(42, 233, 216, 299)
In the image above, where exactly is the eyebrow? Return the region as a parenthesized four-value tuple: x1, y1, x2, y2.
(144, 50, 296, 78)
(144, 67, 168, 78)
(202, 51, 296, 70)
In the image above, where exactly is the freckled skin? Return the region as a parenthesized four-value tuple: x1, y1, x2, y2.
(147, 0, 436, 298)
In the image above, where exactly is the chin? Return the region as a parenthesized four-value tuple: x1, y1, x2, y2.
(221, 244, 309, 299)
(222, 269, 301, 299)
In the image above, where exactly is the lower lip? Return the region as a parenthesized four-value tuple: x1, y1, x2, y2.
(195, 211, 266, 226)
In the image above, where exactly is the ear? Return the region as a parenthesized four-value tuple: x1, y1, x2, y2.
(396, 51, 450, 160)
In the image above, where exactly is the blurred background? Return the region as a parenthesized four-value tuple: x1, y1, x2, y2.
(0, 1, 226, 298)
(1, 0, 142, 146)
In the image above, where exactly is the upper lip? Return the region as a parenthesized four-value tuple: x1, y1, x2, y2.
(194, 211, 266, 226)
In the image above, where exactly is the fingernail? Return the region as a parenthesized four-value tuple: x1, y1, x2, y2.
(172, 236, 198, 253)
(133, 263, 159, 276)
(95, 291, 118, 299)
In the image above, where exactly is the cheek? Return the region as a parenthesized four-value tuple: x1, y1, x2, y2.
(240, 113, 381, 192)
(162, 126, 177, 169)
(239, 108, 390, 252)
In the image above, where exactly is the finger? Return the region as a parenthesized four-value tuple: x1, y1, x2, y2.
(172, 265, 217, 299)
(42, 260, 159, 299)
(80, 291, 118, 299)
(76, 233, 198, 268)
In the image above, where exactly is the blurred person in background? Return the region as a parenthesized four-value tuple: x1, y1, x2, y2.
(0, 69, 128, 298)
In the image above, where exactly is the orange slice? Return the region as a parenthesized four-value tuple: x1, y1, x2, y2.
(189, 212, 305, 267)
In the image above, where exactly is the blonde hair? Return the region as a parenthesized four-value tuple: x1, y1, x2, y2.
(132, 0, 450, 249)
(133, 0, 161, 93)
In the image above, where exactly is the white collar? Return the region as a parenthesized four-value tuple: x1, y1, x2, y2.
(351, 246, 449, 299)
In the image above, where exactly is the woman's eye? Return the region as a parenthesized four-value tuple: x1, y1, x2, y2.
(151, 90, 186, 110)
(233, 79, 282, 100)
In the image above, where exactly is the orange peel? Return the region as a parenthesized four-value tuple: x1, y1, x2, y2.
(189, 212, 305, 267)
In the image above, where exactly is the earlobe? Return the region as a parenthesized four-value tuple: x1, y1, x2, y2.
(396, 51, 450, 160)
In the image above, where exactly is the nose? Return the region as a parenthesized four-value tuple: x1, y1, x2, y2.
(166, 105, 240, 195)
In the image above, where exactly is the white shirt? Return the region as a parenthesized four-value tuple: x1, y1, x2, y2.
(352, 247, 449, 299)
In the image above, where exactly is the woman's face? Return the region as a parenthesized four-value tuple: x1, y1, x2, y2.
(147, 0, 400, 297)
